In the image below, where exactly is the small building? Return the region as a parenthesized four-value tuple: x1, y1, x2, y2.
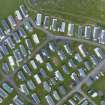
(13, 49, 23, 63)
(90, 55, 99, 65)
(20, 5, 28, 18)
(74, 53, 83, 63)
(22, 64, 32, 76)
(78, 44, 88, 58)
(34, 74, 42, 84)
(8, 56, 15, 68)
(94, 47, 105, 59)
(43, 81, 51, 92)
(39, 68, 48, 78)
(88, 89, 98, 98)
(77, 25, 83, 38)
(19, 84, 29, 95)
(5, 37, 15, 49)
(35, 54, 43, 64)
(0, 44, 9, 55)
(60, 21, 66, 32)
(30, 60, 37, 70)
(62, 65, 69, 75)
(68, 99, 76, 105)
(78, 68, 86, 78)
(0, 88, 8, 99)
(48, 42, 56, 52)
(41, 49, 50, 58)
(0, 97, 3, 104)
(32, 34, 40, 45)
(58, 85, 66, 96)
(12, 32, 21, 44)
(1, 20, 10, 33)
(93, 27, 100, 41)
(45, 95, 55, 105)
(52, 90, 61, 101)
(25, 39, 33, 51)
(19, 44, 27, 57)
(2, 63, 10, 73)
(35, 13, 42, 26)
(46, 62, 53, 72)
(50, 18, 57, 31)
(71, 72, 79, 82)
(32, 93, 40, 105)
(43, 16, 49, 29)
(0, 28, 5, 40)
(81, 100, 89, 105)
(68, 59, 76, 68)
(24, 21, 33, 32)
(101, 101, 105, 105)
(99, 30, 105, 44)
(0, 52, 3, 60)
(55, 70, 64, 81)
(2, 83, 13, 93)
(64, 43, 72, 55)
(17, 71, 26, 81)
(57, 50, 65, 61)
(84, 61, 92, 71)
(27, 80, 36, 90)
(8, 15, 16, 27)
(67, 23, 74, 36)
(13, 95, 24, 105)
(17, 28, 27, 38)
(84, 26, 91, 39)
(15, 10, 23, 20)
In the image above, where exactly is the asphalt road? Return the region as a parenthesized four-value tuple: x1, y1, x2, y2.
(29, 18, 105, 105)
(0, 17, 105, 105)
(57, 58, 105, 105)
(0, 17, 50, 104)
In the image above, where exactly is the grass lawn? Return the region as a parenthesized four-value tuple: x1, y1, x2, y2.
(92, 74, 105, 91)
(0, 0, 23, 20)
(13, 40, 99, 105)
(82, 73, 105, 105)
(27, 0, 105, 25)
(1, 90, 17, 105)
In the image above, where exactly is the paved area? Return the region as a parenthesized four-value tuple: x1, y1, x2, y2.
(0, 17, 105, 105)
(57, 59, 105, 105)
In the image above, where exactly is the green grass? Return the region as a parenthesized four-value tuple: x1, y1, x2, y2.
(13, 40, 100, 105)
(1, 90, 17, 105)
(82, 72, 105, 105)
(0, 0, 23, 20)
(28, 0, 105, 25)
(92, 74, 105, 91)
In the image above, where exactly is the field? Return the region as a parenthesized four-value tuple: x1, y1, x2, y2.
(0, 0, 105, 26)
(0, 0, 105, 25)
(27, 0, 105, 25)
(0, 0, 23, 20)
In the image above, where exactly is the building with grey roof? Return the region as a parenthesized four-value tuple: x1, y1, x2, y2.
(32, 93, 40, 105)
(45, 95, 55, 105)
(67, 23, 74, 36)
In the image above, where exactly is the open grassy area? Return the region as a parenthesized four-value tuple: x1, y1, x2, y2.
(82, 72, 105, 105)
(27, 0, 105, 25)
(0, 0, 23, 20)
(91, 75, 105, 104)
(92, 75, 105, 90)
